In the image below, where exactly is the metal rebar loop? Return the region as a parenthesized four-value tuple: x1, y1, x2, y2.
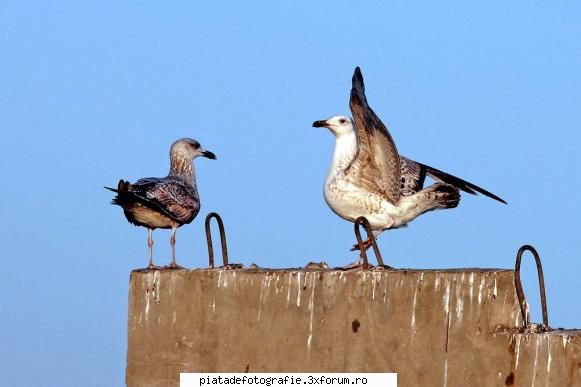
(354, 216, 384, 269)
(205, 212, 229, 268)
(514, 244, 549, 328)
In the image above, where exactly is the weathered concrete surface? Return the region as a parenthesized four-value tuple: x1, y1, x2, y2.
(126, 269, 581, 387)
(493, 329, 581, 386)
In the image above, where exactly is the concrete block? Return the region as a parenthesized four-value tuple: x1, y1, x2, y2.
(126, 269, 580, 386)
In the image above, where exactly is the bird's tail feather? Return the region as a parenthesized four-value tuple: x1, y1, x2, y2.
(399, 183, 461, 225)
(424, 182, 461, 210)
(419, 162, 507, 204)
(396, 182, 460, 227)
(105, 179, 131, 206)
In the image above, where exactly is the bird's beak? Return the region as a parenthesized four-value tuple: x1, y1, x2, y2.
(312, 120, 329, 128)
(202, 150, 217, 160)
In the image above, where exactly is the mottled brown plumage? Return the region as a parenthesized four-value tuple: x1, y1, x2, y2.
(314, 68, 506, 262)
(105, 138, 216, 269)
(314, 67, 503, 263)
(347, 67, 401, 205)
(399, 156, 427, 197)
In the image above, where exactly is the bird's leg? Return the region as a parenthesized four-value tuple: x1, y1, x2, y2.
(350, 229, 384, 251)
(343, 229, 385, 269)
(170, 228, 176, 267)
(342, 255, 363, 270)
(168, 227, 184, 269)
(147, 229, 159, 270)
(350, 239, 373, 252)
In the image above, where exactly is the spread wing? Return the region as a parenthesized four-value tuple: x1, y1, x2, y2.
(130, 177, 201, 224)
(399, 156, 427, 196)
(347, 67, 401, 204)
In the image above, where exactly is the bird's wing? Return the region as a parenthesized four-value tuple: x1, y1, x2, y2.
(399, 156, 427, 196)
(130, 178, 200, 223)
(347, 67, 401, 204)
(416, 162, 507, 204)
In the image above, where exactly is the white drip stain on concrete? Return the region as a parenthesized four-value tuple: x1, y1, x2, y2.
(453, 275, 464, 322)
(455, 297, 464, 321)
(296, 272, 302, 307)
(411, 276, 421, 330)
(286, 274, 292, 306)
(154, 271, 160, 303)
(222, 271, 229, 288)
(274, 274, 282, 294)
(307, 274, 316, 352)
(493, 277, 498, 299)
(562, 335, 569, 349)
(257, 275, 267, 321)
(515, 335, 521, 368)
(145, 295, 150, 317)
(502, 289, 509, 304)
(444, 278, 452, 354)
(444, 279, 451, 315)
(478, 277, 485, 304)
(469, 273, 475, 301)
(371, 272, 384, 301)
(144, 271, 161, 320)
(383, 278, 388, 303)
(532, 336, 540, 387)
(443, 358, 448, 387)
(547, 336, 552, 373)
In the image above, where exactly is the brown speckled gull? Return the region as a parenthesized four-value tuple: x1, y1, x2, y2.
(313, 67, 505, 258)
(105, 138, 216, 269)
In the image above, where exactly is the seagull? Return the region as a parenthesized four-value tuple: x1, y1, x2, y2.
(313, 67, 505, 255)
(105, 138, 216, 269)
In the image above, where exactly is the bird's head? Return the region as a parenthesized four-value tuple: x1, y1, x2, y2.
(312, 115, 355, 137)
(171, 138, 217, 161)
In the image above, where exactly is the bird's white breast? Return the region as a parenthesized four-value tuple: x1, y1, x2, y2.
(323, 132, 401, 229)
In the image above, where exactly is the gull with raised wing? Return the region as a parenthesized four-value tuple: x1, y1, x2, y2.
(313, 67, 505, 257)
(105, 138, 216, 269)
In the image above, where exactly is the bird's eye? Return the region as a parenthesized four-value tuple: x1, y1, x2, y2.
(339, 119, 346, 124)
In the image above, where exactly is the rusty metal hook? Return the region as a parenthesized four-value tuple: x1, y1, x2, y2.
(514, 244, 549, 329)
(354, 216, 384, 269)
(205, 212, 229, 268)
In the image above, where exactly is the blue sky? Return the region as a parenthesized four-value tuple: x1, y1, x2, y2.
(1, 2, 579, 385)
